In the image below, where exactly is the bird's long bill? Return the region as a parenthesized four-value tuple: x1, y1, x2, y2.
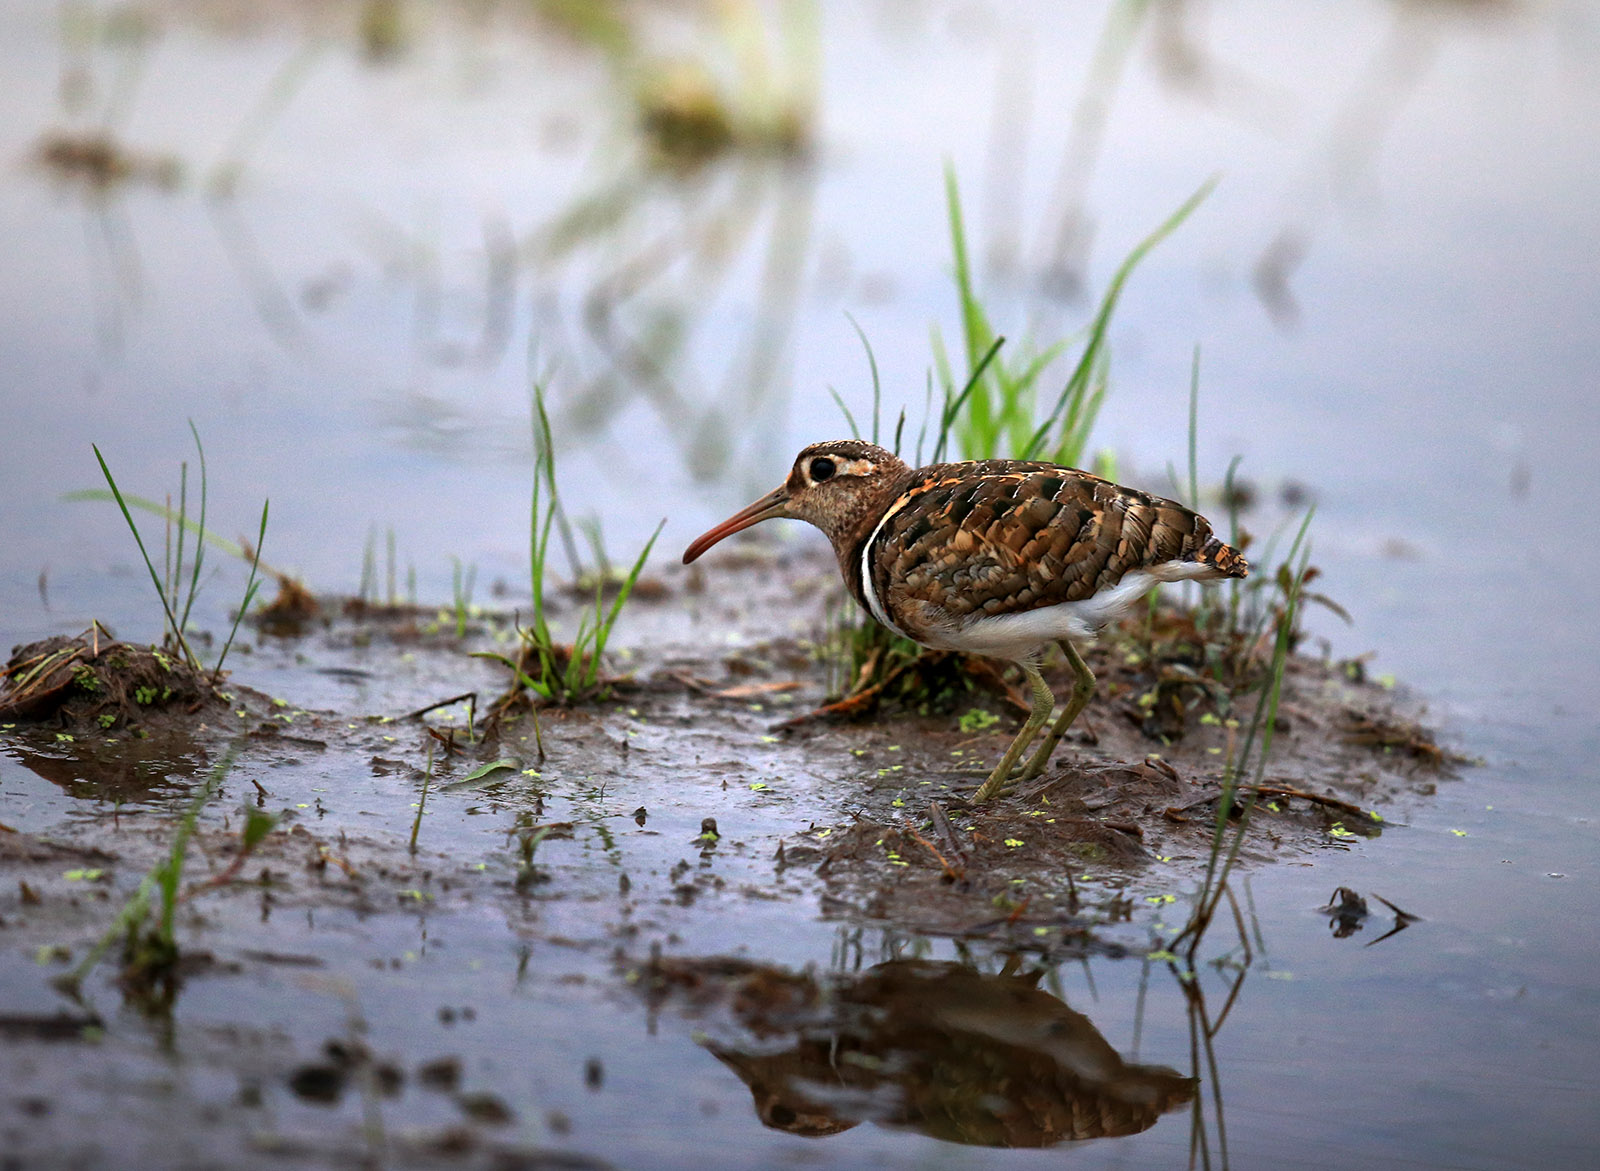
(681, 486, 789, 564)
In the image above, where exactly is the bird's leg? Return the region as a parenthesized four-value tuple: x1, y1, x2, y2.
(972, 661, 1054, 803)
(1016, 640, 1097, 783)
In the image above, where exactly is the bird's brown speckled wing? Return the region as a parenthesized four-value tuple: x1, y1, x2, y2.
(865, 462, 1237, 623)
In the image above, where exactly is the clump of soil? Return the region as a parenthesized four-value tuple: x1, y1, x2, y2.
(255, 575, 321, 635)
(1, 633, 231, 733)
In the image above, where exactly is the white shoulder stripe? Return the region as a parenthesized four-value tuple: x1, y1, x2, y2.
(859, 496, 913, 642)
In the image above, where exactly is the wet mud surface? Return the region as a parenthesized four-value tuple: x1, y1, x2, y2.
(0, 549, 1455, 1168)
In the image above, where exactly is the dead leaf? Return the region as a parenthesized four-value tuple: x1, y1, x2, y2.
(713, 681, 804, 700)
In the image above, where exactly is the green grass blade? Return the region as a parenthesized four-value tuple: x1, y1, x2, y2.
(58, 871, 158, 995)
(1187, 346, 1201, 510)
(177, 421, 209, 638)
(1024, 177, 1216, 461)
(1223, 454, 1245, 635)
(92, 445, 199, 670)
(1251, 546, 1312, 788)
(914, 369, 933, 466)
(944, 163, 995, 401)
(590, 518, 665, 679)
(827, 386, 861, 438)
(568, 608, 595, 694)
(359, 525, 376, 604)
(170, 462, 185, 620)
(844, 311, 882, 445)
(932, 336, 1005, 463)
(63, 489, 285, 578)
(410, 746, 433, 853)
(157, 745, 239, 945)
(1179, 505, 1315, 949)
(471, 651, 553, 702)
(1193, 534, 1310, 939)
(1228, 507, 1314, 788)
(213, 499, 268, 684)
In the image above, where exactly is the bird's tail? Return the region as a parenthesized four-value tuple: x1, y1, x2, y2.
(1198, 537, 1250, 579)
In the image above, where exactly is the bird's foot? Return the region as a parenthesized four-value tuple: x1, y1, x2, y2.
(970, 753, 1060, 802)
(970, 764, 1026, 803)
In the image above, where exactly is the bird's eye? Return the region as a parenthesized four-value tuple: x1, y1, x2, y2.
(809, 457, 836, 482)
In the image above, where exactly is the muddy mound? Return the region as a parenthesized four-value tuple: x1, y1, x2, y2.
(1, 632, 231, 733)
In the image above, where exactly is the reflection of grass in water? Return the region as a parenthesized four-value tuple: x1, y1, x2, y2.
(530, 155, 817, 489)
(527, 2, 820, 490)
(1094, 518, 1318, 1170)
(1140, 878, 1258, 1171)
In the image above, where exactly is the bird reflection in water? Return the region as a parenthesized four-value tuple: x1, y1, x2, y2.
(639, 955, 1194, 1147)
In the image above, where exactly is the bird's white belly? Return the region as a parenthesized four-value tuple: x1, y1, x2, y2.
(927, 562, 1216, 662)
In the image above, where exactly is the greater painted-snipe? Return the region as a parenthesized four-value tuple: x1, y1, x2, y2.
(683, 440, 1248, 802)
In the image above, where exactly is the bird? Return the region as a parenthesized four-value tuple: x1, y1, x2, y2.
(682, 440, 1248, 802)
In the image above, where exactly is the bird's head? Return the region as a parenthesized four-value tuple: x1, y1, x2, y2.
(682, 440, 907, 564)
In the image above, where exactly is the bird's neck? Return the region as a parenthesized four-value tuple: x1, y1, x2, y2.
(829, 469, 915, 613)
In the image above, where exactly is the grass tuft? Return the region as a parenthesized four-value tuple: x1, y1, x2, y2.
(926, 166, 1215, 468)
(86, 426, 270, 683)
(482, 388, 663, 713)
(92, 443, 203, 672)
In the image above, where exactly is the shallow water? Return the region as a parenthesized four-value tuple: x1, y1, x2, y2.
(3, 2, 1599, 1167)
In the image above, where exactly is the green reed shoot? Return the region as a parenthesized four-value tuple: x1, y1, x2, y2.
(829, 312, 889, 446)
(92, 444, 200, 670)
(1023, 178, 1216, 466)
(93, 427, 221, 671)
(387, 529, 398, 606)
(484, 388, 662, 704)
(213, 500, 268, 685)
(358, 525, 378, 604)
(451, 557, 478, 638)
(87, 428, 269, 683)
(932, 166, 1065, 461)
(66, 488, 287, 582)
(410, 744, 434, 853)
(929, 167, 1214, 467)
(174, 421, 207, 639)
(60, 745, 240, 999)
(358, 526, 405, 608)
